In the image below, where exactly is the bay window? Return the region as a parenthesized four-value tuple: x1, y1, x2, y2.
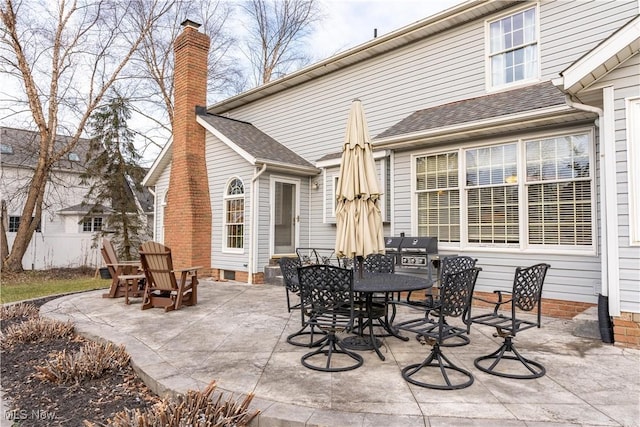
(415, 131, 594, 251)
(416, 152, 460, 242)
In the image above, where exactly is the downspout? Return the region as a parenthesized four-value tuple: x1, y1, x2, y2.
(565, 89, 620, 316)
(249, 164, 268, 284)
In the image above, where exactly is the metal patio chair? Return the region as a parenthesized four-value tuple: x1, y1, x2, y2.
(393, 255, 477, 346)
(401, 267, 481, 390)
(297, 264, 363, 372)
(469, 263, 550, 379)
(279, 256, 326, 347)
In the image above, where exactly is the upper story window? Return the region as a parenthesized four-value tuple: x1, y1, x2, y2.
(82, 217, 103, 232)
(68, 152, 80, 161)
(488, 6, 538, 89)
(224, 178, 244, 251)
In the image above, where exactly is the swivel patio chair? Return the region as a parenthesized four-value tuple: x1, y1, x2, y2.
(139, 241, 200, 312)
(361, 253, 396, 335)
(469, 263, 550, 379)
(279, 257, 326, 347)
(297, 264, 363, 372)
(393, 255, 477, 347)
(401, 267, 481, 390)
(296, 248, 338, 265)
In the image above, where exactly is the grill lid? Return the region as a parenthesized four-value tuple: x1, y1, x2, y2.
(384, 237, 404, 252)
(399, 237, 438, 253)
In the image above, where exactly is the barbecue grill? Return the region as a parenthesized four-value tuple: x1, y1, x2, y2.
(399, 236, 438, 269)
(384, 236, 404, 266)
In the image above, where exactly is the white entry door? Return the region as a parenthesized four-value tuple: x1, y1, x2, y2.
(271, 177, 299, 255)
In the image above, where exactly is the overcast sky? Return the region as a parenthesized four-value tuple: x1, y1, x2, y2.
(310, 0, 467, 59)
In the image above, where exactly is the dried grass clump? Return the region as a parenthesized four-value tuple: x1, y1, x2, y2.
(35, 341, 130, 383)
(104, 380, 259, 427)
(0, 303, 39, 320)
(1, 317, 73, 348)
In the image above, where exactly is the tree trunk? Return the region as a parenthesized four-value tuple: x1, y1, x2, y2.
(0, 200, 9, 268)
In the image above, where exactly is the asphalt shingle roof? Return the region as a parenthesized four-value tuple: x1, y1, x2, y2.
(0, 126, 91, 171)
(376, 81, 568, 139)
(197, 113, 315, 170)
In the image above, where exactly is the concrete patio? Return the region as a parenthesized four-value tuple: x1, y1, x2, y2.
(40, 280, 640, 427)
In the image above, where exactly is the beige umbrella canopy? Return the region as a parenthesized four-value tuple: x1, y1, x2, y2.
(335, 99, 385, 265)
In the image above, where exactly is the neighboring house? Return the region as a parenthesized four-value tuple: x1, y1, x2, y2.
(0, 127, 154, 269)
(144, 1, 640, 345)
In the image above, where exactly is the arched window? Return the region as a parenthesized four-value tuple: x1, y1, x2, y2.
(224, 178, 244, 250)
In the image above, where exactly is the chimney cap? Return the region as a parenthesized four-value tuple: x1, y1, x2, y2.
(181, 19, 202, 30)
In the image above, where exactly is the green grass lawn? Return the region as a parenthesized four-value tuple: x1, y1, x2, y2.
(1, 271, 110, 304)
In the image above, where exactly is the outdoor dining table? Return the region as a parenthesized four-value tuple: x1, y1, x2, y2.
(345, 271, 433, 361)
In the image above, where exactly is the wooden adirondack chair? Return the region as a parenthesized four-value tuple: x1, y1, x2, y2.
(101, 238, 145, 304)
(139, 241, 200, 312)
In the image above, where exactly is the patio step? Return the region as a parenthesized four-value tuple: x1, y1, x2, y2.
(264, 264, 284, 286)
(571, 306, 601, 340)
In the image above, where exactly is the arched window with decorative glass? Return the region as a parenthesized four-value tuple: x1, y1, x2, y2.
(224, 178, 245, 251)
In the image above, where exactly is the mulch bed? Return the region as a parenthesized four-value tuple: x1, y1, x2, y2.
(1, 296, 160, 426)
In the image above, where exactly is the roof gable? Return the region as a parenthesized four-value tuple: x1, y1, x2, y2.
(559, 15, 640, 94)
(196, 112, 318, 174)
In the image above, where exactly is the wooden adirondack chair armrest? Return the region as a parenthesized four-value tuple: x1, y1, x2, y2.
(173, 266, 202, 274)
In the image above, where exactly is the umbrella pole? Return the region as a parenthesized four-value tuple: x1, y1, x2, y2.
(357, 256, 364, 279)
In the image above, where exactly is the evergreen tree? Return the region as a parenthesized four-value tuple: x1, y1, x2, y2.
(81, 93, 149, 261)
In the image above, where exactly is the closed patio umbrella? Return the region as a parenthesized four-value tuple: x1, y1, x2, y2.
(335, 99, 385, 274)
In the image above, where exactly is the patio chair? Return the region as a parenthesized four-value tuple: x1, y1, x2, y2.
(469, 263, 550, 379)
(297, 264, 363, 372)
(139, 241, 200, 312)
(296, 248, 337, 265)
(361, 253, 396, 335)
(393, 255, 477, 346)
(279, 257, 326, 347)
(100, 237, 145, 304)
(401, 267, 481, 390)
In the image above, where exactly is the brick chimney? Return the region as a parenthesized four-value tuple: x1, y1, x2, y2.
(164, 20, 212, 270)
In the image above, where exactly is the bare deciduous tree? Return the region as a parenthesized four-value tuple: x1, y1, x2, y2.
(241, 0, 321, 85)
(128, 0, 245, 155)
(0, 0, 172, 273)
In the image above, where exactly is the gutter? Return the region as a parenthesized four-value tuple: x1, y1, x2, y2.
(248, 164, 268, 284)
(565, 92, 620, 316)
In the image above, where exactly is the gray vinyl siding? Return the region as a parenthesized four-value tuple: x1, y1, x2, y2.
(597, 53, 640, 312)
(540, 1, 638, 79)
(204, 132, 254, 272)
(197, 0, 637, 301)
(219, 2, 636, 164)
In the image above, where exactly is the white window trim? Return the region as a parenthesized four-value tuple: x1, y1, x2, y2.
(411, 127, 596, 255)
(485, 3, 541, 92)
(81, 216, 103, 233)
(627, 97, 640, 246)
(269, 175, 301, 257)
(222, 176, 245, 254)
